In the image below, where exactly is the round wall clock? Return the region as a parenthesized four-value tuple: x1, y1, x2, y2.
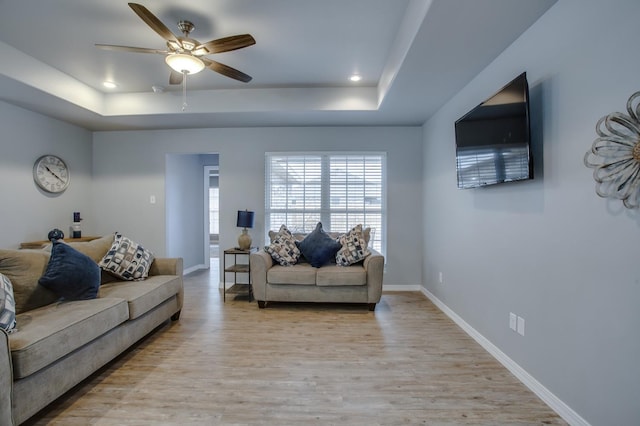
(33, 155, 70, 193)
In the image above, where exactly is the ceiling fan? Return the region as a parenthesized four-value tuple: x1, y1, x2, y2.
(96, 3, 255, 85)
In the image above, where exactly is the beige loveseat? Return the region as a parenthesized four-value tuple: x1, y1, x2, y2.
(250, 225, 384, 310)
(0, 235, 183, 425)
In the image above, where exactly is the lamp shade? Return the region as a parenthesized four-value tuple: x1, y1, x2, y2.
(237, 210, 254, 228)
(165, 53, 205, 74)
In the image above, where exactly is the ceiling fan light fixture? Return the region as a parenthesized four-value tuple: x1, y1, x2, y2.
(181, 40, 196, 51)
(192, 47, 208, 56)
(167, 40, 181, 51)
(97, 4, 254, 85)
(165, 53, 205, 75)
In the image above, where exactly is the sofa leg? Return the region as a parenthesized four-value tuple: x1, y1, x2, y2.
(368, 303, 376, 311)
(257, 301, 266, 309)
(171, 310, 181, 321)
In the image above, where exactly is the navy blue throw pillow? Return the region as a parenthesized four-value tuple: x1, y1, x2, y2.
(296, 222, 342, 268)
(38, 241, 100, 300)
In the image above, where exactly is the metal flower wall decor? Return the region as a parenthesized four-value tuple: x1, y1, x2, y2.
(584, 91, 640, 209)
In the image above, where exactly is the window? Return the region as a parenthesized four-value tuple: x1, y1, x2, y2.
(265, 153, 386, 253)
(209, 187, 219, 235)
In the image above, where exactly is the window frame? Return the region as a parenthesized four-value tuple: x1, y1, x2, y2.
(265, 152, 386, 255)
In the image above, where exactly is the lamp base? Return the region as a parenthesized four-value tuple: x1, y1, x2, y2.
(238, 229, 252, 250)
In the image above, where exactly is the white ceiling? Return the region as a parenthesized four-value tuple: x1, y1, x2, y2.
(0, 0, 557, 131)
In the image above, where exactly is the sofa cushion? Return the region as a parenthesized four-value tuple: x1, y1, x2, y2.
(99, 233, 155, 281)
(38, 241, 101, 301)
(99, 275, 182, 320)
(296, 222, 342, 268)
(0, 273, 16, 333)
(336, 224, 371, 266)
(42, 235, 118, 285)
(363, 227, 372, 247)
(67, 234, 115, 263)
(72, 234, 120, 285)
(267, 264, 317, 285)
(292, 228, 371, 246)
(9, 297, 129, 379)
(0, 249, 58, 314)
(67, 234, 119, 284)
(316, 264, 367, 286)
(265, 225, 301, 266)
(291, 232, 307, 242)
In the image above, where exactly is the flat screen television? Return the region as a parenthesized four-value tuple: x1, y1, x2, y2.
(454, 72, 532, 189)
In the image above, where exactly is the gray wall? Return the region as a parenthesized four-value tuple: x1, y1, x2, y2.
(421, 0, 640, 424)
(92, 127, 423, 287)
(166, 153, 206, 268)
(8, 1, 637, 420)
(0, 101, 93, 248)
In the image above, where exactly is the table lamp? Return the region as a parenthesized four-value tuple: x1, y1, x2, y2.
(236, 210, 255, 250)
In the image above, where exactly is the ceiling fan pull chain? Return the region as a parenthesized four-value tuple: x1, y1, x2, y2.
(182, 71, 188, 111)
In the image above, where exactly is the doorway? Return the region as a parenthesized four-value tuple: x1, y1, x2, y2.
(205, 165, 220, 270)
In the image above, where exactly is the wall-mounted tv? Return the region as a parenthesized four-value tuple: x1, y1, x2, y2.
(454, 72, 532, 189)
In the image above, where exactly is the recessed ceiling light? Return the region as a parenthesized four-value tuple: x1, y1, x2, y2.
(349, 74, 362, 82)
(102, 81, 117, 89)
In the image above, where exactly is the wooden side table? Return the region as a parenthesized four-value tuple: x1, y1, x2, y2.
(20, 236, 100, 250)
(223, 247, 257, 302)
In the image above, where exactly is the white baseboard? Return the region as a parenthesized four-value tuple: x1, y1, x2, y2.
(183, 264, 208, 275)
(421, 287, 590, 426)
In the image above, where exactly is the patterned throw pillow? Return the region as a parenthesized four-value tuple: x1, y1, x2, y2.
(0, 272, 17, 333)
(336, 224, 371, 266)
(265, 225, 301, 266)
(99, 233, 155, 281)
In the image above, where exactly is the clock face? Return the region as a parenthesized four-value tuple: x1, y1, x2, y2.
(33, 155, 70, 193)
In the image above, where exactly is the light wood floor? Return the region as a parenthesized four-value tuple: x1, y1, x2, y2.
(26, 266, 565, 425)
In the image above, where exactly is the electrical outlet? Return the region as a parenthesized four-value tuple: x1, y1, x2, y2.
(517, 316, 525, 336)
(509, 312, 517, 331)
(438, 272, 443, 284)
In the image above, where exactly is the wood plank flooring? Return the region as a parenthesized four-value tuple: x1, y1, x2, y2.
(25, 266, 565, 425)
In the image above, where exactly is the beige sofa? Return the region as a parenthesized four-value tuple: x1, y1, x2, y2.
(250, 244, 384, 310)
(0, 235, 183, 425)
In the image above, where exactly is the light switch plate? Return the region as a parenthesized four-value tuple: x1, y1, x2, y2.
(509, 313, 517, 331)
(517, 316, 525, 336)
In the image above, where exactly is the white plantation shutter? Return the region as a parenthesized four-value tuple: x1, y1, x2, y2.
(265, 153, 386, 253)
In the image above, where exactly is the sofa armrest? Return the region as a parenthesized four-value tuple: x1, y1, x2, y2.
(363, 249, 384, 304)
(250, 251, 274, 302)
(149, 257, 183, 277)
(0, 329, 14, 425)
(149, 257, 184, 314)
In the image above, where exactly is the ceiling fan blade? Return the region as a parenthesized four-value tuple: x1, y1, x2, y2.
(128, 3, 181, 46)
(169, 70, 183, 85)
(202, 58, 252, 83)
(196, 34, 256, 54)
(95, 44, 167, 54)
